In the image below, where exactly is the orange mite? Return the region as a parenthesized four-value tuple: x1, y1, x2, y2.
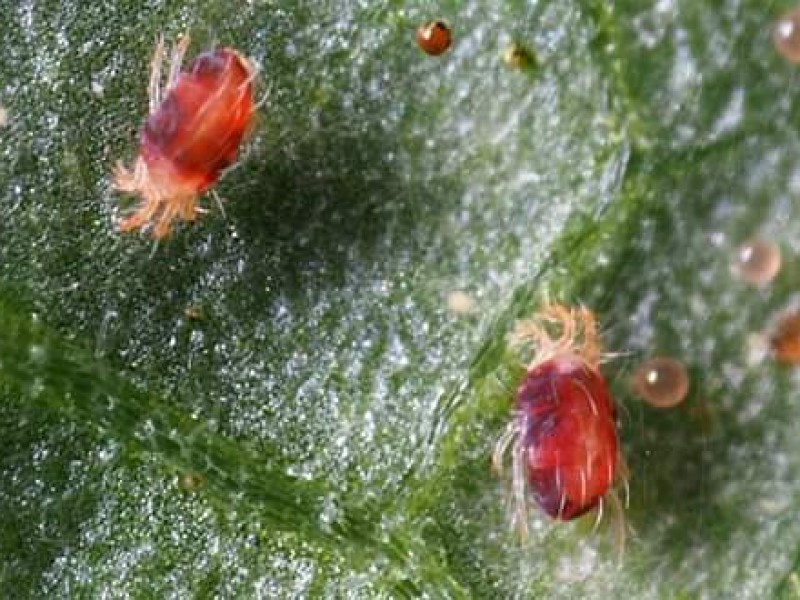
(114, 36, 256, 238)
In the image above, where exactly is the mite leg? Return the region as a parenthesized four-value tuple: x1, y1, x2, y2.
(236, 52, 260, 94)
(511, 432, 529, 540)
(112, 156, 149, 193)
(591, 495, 605, 534)
(576, 305, 601, 367)
(492, 419, 519, 476)
(167, 35, 191, 90)
(618, 455, 631, 509)
(545, 304, 575, 355)
(210, 189, 227, 220)
(254, 80, 271, 110)
(148, 35, 166, 114)
(119, 200, 161, 234)
(511, 317, 551, 363)
(606, 489, 627, 562)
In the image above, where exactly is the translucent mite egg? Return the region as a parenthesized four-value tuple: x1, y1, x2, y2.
(493, 305, 624, 536)
(630, 357, 689, 408)
(114, 36, 256, 238)
(774, 9, 800, 63)
(503, 42, 536, 70)
(446, 290, 474, 315)
(768, 306, 800, 364)
(178, 471, 206, 492)
(184, 306, 204, 321)
(416, 20, 452, 56)
(731, 237, 781, 286)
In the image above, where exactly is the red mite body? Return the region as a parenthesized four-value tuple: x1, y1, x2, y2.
(142, 49, 253, 192)
(494, 305, 624, 538)
(517, 354, 618, 520)
(114, 37, 255, 238)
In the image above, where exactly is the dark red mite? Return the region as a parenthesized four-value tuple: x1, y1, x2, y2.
(114, 36, 256, 238)
(493, 305, 623, 537)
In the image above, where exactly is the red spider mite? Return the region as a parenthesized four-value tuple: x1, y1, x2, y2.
(493, 304, 626, 541)
(113, 36, 256, 238)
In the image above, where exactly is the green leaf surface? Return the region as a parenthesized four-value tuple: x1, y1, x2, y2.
(1, 0, 799, 597)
